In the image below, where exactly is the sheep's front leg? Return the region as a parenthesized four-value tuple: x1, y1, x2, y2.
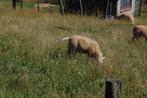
(67, 43, 77, 56)
(132, 34, 139, 40)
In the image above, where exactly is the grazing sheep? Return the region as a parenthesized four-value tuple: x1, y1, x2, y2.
(132, 25, 147, 41)
(117, 13, 134, 25)
(62, 35, 105, 64)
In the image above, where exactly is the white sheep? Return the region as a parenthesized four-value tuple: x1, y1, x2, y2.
(132, 25, 147, 41)
(62, 35, 105, 64)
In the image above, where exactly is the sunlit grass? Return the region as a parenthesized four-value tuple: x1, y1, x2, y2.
(0, 2, 147, 98)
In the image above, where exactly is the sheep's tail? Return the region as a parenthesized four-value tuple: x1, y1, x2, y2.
(62, 37, 70, 43)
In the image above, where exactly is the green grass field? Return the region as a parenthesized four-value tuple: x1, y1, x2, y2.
(0, 1, 147, 98)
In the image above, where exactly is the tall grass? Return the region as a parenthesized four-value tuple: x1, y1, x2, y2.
(0, 3, 147, 98)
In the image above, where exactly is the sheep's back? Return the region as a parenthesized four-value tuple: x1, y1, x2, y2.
(77, 39, 90, 49)
(136, 25, 147, 36)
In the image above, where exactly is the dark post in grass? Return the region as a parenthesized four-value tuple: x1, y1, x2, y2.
(105, 80, 122, 98)
(138, 0, 142, 16)
(12, 0, 23, 9)
(79, 0, 83, 15)
(20, 0, 23, 8)
(59, 0, 65, 15)
(37, 0, 40, 12)
(12, 0, 16, 9)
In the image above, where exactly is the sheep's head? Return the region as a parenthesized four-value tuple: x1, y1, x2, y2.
(98, 57, 105, 64)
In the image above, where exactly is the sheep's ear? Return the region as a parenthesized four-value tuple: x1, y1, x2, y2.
(102, 57, 106, 60)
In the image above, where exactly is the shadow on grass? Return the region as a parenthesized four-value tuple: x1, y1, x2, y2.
(56, 26, 71, 31)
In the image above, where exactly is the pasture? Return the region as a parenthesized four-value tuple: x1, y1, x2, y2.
(0, 1, 147, 98)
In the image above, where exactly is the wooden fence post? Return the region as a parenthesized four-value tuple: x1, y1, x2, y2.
(138, 0, 142, 16)
(20, 0, 23, 8)
(59, 0, 65, 15)
(79, 0, 83, 15)
(12, 0, 16, 9)
(37, 0, 40, 12)
(105, 80, 122, 98)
